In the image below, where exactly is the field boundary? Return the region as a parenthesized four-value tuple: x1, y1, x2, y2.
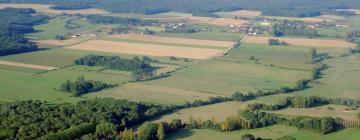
(0, 60, 58, 71)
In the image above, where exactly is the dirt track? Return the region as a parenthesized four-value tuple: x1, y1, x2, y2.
(66, 40, 223, 59)
(0, 60, 58, 70)
(109, 34, 234, 48)
(243, 36, 357, 48)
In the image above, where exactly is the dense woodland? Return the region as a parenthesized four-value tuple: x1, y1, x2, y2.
(0, 8, 48, 56)
(75, 54, 156, 80)
(0, 99, 172, 139)
(2, 0, 360, 17)
(59, 76, 116, 96)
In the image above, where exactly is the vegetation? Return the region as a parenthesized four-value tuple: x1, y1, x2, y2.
(268, 39, 287, 46)
(59, 76, 116, 96)
(0, 99, 172, 139)
(0, 8, 48, 56)
(86, 14, 156, 26)
(75, 54, 156, 80)
(271, 21, 318, 38)
(5, 0, 360, 17)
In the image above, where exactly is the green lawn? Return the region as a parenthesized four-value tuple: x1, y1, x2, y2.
(167, 125, 360, 140)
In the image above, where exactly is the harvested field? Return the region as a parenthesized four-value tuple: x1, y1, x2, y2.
(147, 12, 248, 26)
(0, 60, 58, 71)
(0, 3, 108, 14)
(109, 34, 234, 48)
(230, 10, 262, 17)
(242, 36, 357, 48)
(66, 40, 223, 59)
(34, 39, 83, 46)
(189, 16, 248, 26)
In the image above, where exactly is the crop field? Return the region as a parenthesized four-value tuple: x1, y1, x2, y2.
(270, 104, 359, 121)
(229, 10, 262, 17)
(293, 54, 360, 100)
(66, 40, 224, 59)
(243, 36, 356, 48)
(108, 34, 234, 48)
(143, 43, 312, 95)
(0, 60, 58, 70)
(149, 12, 249, 26)
(0, 3, 109, 14)
(167, 125, 360, 140)
(153, 95, 286, 122)
(87, 43, 312, 104)
(34, 39, 85, 46)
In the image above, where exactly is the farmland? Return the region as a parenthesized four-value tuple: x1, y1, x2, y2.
(0, 2, 360, 140)
(242, 36, 357, 48)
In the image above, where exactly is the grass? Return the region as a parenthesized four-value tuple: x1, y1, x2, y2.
(270, 104, 359, 121)
(293, 54, 360, 100)
(167, 125, 360, 140)
(0, 65, 131, 103)
(87, 43, 312, 104)
(152, 95, 287, 123)
(27, 16, 102, 40)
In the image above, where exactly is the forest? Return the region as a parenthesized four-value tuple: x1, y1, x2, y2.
(0, 8, 48, 56)
(0, 99, 173, 139)
(2, 0, 360, 17)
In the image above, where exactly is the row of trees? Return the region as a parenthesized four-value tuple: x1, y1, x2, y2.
(268, 38, 288, 46)
(164, 24, 201, 33)
(7, 0, 360, 17)
(86, 15, 157, 26)
(271, 21, 318, 38)
(0, 8, 48, 56)
(59, 76, 116, 96)
(247, 96, 360, 111)
(74, 54, 156, 80)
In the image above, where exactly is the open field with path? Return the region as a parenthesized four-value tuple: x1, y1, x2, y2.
(109, 34, 234, 48)
(0, 60, 58, 71)
(243, 36, 356, 48)
(66, 40, 223, 59)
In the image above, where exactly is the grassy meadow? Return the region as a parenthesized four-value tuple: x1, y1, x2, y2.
(167, 125, 360, 140)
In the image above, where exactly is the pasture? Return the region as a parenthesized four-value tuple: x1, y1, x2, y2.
(270, 104, 359, 121)
(167, 125, 360, 140)
(66, 40, 224, 59)
(293, 54, 360, 100)
(243, 36, 356, 48)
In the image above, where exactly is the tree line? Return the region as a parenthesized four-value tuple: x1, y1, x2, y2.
(268, 38, 288, 46)
(4, 0, 360, 17)
(271, 21, 318, 38)
(59, 76, 116, 96)
(86, 15, 157, 26)
(74, 54, 156, 80)
(0, 8, 48, 56)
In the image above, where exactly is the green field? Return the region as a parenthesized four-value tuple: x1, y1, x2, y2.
(293, 54, 360, 100)
(27, 16, 103, 40)
(167, 125, 360, 140)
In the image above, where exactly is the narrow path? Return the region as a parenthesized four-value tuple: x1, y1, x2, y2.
(0, 60, 58, 71)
